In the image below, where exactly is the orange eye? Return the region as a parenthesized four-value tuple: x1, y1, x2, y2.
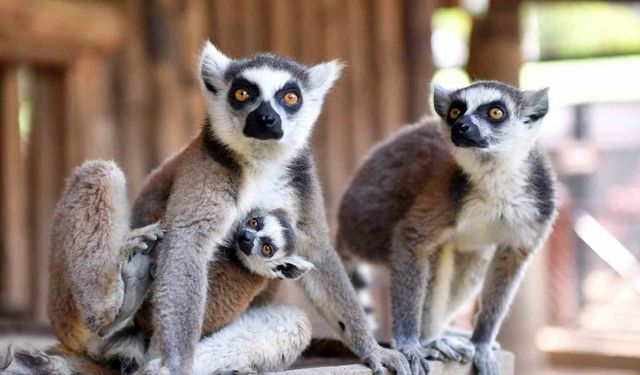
(488, 107, 504, 120)
(283, 92, 299, 106)
(248, 218, 258, 228)
(261, 244, 273, 257)
(234, 88, 250, 102)
(449, 108, 461, 120)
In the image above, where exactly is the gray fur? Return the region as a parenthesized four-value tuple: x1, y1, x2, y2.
(338, 81, 557, 375)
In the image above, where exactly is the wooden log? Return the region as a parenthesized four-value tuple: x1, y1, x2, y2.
(29, 68, 67, 321)
(0, 0, 123, 64)
(0, 65, 30, 313)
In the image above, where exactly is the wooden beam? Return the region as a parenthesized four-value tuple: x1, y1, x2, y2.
(0, 0, 124, 64)
(0, 65, 30, 313)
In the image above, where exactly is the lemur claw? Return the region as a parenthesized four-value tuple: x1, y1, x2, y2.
(397, 344, 429, 375)
(472, 343, 499, 375)
(364, 346, 411, 375)
(123, 222, 165, 256)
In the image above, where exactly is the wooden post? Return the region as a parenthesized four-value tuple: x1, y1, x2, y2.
(0, 65, 30, 314)
(29, 68, 67, 321)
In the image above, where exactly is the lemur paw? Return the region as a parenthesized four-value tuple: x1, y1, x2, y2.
(394, 343, 429, 375)
(123, 222, 165, 256)
(143, 359, 170, 375)
(472, 343, 499, 375)
(363, 345, 411, 375)
(423, 336, 474, 364)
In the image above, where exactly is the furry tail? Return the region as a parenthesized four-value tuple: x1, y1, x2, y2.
(342, 255, 378, 333)
(0, 344, 116, 375)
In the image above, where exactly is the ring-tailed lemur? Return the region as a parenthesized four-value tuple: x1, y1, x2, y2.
(2, 43, 411, 375)
(337, 81, 557, 375)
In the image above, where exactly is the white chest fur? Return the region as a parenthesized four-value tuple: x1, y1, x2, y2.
(237, 160, 297, 217)
(453, 170, 541, 250)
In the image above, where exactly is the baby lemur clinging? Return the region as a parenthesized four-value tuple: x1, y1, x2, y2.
(338, 81, 557, 375)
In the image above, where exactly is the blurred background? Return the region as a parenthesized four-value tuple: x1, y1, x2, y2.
(0, 1, 639, 374)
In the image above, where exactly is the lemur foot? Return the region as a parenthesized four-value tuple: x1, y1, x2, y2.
(363, 345, 411, 375)
(423, 336, 474, 364)
(395, 343, 429, 375)
(99, 223, 164, 337)
(122, 222, 165, 256)
(472, 343, 499, 375)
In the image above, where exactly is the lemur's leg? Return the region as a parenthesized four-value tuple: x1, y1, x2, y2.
(421, 247, 494, 364)
(143, 305, 311, 375)
(471, 245, 532, 375)
(388, 229, 433, 375)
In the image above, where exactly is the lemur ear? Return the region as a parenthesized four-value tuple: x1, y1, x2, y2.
(432, 83, 452, 119)
(307, 60, 344, 98)
(273, 256, 315, 280)
(199, 41, 231, 95)
(522, 88, 549, 123)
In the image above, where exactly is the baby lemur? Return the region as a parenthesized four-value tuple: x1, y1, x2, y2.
(338, 81, 557, 375)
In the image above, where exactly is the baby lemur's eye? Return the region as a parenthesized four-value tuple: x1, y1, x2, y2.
(234, 88, 250, 102)
(261, 244, 274, 257)
(248, 218, 258, 228)
(449, 107, 461, 120)
(283, 91, 299, 106)
(488, 107, 504, 120)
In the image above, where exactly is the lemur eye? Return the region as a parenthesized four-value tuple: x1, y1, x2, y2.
(449, 108, 461, 120)
(283, 92, 299, 106)
(488, 107, 504, 120)
(261, 244, 274, 257)
(234, 88, 250, 102)
(248, 218, 258, 228)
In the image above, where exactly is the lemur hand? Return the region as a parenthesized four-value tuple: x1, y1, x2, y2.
(363, 345, 412, 375)
(472, 343, 499, 375)
(423, 336, 475, 364)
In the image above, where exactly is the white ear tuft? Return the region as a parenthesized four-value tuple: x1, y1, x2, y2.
(199, 41, 231, 94)
(307, 60, 344, 98)
(432, 83, 452, 119)
(273, 256, 315, 280)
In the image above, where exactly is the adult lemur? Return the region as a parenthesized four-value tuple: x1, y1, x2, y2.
(2, 43, 409, 375)
(338, 81, 556, 375)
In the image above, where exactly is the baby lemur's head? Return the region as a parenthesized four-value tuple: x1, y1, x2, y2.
(432, 81, 549, 166)
(198, 42, 343, 161)
(233, 209, 313, 280)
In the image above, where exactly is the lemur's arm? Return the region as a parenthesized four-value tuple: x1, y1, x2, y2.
(151, 165, 238, 374)
(470, 245, 532, 375)
(296, 174, 410, 375)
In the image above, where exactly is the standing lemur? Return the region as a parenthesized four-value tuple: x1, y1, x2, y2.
(338, 81, 557, 375)
(1, 43, 409, 375)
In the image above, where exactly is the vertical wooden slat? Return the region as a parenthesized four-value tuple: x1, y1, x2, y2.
(241, 0, 268, 54)
(373, 0, 408, 136)
(117, 0, 154, 194)
(29, 68, 66, 321)
(404, 0, 437, 121)
(210, 0, 246, 57)
(0, 65, 30, 313)
(321, 0, 351, 225)
(347, 0, 378, 160)
(268, 0, 298, 57)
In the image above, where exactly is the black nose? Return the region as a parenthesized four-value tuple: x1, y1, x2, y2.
(458, 123, 469, 133)
(451, 120, 488, 148)
(237, 230, 255, 255)
(260, 114, 276, 126)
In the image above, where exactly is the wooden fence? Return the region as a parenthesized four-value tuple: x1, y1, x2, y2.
(0, 0, 435, 322)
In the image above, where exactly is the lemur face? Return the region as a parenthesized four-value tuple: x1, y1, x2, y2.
(432, 81, 549, 156)
(199, 42, 343, 159)
(233, 209, 313, 280)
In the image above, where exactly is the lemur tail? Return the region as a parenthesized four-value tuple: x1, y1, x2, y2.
(341, 253, 378, 333)
(0, 344, 117, 375)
